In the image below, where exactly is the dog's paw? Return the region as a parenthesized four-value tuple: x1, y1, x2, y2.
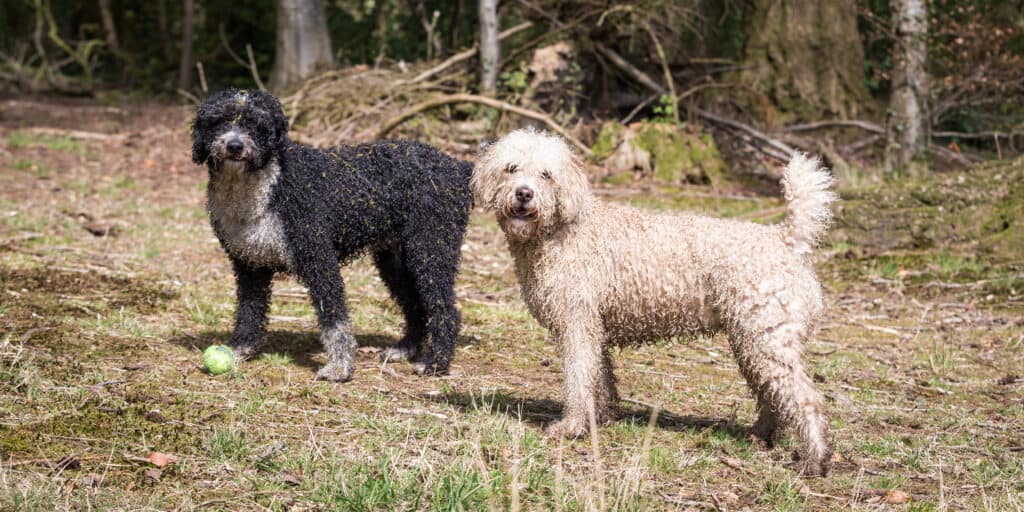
(793, 452, 832, 478)
(544, 417, 588, 439)
(379, 345, 417, 363)
(410, 360, 448, 377)
(229, 342, 259, 361)
(315, 362, 353, 382)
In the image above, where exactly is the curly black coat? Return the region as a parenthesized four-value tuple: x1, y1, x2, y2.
(191, 88, 472, 381)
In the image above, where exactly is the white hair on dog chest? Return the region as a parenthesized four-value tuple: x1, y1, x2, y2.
(207, 158, 293, 269)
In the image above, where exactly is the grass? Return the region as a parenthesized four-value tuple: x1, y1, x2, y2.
(1, 109, 1023, 510)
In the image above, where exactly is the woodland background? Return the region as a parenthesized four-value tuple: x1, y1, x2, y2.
(1, 1, 1023, 511)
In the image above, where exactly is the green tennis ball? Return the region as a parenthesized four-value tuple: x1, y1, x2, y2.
(203, 345, 235, 375)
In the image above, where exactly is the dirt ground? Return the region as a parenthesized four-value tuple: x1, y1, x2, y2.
(1, 97, 1022, 511)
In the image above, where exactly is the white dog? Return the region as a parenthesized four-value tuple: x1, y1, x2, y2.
(472, 129, 837, 476)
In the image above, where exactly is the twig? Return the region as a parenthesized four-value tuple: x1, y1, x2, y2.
(594, 43, 666, 96)
(374, 93, 593, 156)
(697, 108, 796, 159)
(245, 44, 266, 91)
(177, 88, 200, 105)
(932, 130, 1023, 139)
(195, 61, 208, 93)
(641, 22, 678, 124)
(402, 21, 533, 85)
(22, 127, 124, 142)
(620, 94, 659, 125)
(778, 119, 884, 135)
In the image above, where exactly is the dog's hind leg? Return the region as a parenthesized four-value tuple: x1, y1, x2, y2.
(596, 347, 620, 424)
(729, 322, 832, 476)
(373, 247, 427, 363)
(227, 259, 274, 360)
(401, 234, 462, 376)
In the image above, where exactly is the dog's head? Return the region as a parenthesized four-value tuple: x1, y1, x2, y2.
(472, 129, 592, 242)
(191, 89, 288, 172)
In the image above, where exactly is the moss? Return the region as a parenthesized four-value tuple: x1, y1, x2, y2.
(593, 121, 727, 186)
(834, 156, 1024, 262)
(591, 121, 624, 159)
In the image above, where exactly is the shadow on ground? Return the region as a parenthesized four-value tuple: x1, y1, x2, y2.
(431, 389, 750, 440)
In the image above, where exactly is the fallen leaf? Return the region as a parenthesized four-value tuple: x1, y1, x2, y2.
(280, 470, 303, 486)
(147, 452, 178, 468)
(830, 451, 844, 463)
(882, 489, 910, 504)
(144, 468, 162, 481)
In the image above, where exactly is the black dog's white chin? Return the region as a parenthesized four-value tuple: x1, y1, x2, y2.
(219, 157, 249, 172)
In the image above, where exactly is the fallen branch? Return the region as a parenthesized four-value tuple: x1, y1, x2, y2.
(778, 119, 884, 135)
(594, 43, 666, 96)
(594, 42, 795, 161)
(23, 127, 125, 142)
(697, 108, 796, 159)
(403, 21, 532, 85)
(375, 93, 593, 156)
(932, 130, 1024, 139)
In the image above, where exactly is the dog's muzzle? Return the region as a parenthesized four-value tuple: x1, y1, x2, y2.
(510, 185, 537, 219)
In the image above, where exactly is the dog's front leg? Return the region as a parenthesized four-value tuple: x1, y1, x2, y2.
(293, 248, 357, 382)
(546, 314, 605, 439)
(228, 259, 274, 359)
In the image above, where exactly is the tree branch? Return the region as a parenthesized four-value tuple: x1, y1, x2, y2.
(375, 93, 592, 156)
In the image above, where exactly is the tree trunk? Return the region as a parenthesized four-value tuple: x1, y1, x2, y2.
(888, 0, 928, 172)
(478, 0, 499, 95)
(740, 0, 868, 122)
(177, 0, 194, 91)
(158, 0, 173, 61)
(269, 0, 333, 91)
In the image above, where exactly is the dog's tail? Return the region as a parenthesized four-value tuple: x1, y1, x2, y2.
(778, 153, 837, 255)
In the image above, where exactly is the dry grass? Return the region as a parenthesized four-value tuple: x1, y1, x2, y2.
(0, 101, 1022, 511)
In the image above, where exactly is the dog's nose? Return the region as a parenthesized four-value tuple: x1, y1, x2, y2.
(226, 138, 244, 155)
(515, 186, 534, 203)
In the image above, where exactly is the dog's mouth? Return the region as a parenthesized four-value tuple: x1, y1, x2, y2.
(509, 205, 537, 220)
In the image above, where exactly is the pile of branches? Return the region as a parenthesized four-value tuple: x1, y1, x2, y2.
(281, 21, 589, 154)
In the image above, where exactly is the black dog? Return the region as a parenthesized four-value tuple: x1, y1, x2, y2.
(191, 89, 472, 381)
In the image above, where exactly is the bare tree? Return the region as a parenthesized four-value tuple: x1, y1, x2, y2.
(888, 0, 928, 171)
(269, 0, 333, 91)
(177, 0, 194, 91)
(478, 0, 498, 95)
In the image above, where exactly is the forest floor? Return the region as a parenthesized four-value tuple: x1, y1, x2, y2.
(0, 97, 1022, 511)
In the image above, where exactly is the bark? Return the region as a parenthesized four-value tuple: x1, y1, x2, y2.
(478, 0, 499, 95)
(177, 0, 194, 91)
(158, 0, 173, 61)
(269, 0, 333, 91)
(740, 0, 869, 121)
(888, 0, 928, 171)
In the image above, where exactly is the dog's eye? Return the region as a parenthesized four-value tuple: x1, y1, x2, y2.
(541, 170, 552, 180)
(505, 165, 518, 174)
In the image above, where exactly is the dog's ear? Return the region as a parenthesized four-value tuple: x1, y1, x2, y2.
(272, 106, 289, 148)
(555, 152, 591, 223)
(470, 146, 501, 210)
(249, 89, 289, 147)
(190, 117, 209, 165)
